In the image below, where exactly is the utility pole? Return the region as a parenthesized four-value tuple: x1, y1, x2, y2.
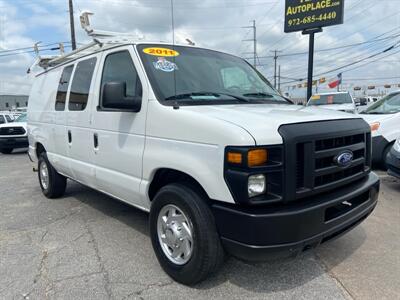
(68, 0, 77, 50)
(278, 65, 281, 92)
(242, 20, 257, 68)
(270, 50, 282, 88)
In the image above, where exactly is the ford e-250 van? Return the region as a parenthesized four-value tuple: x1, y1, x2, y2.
(28, 41, 380, 285)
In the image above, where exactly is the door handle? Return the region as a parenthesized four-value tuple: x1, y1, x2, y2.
(68, 130, 72, 144)
(93, 133, 99, 149)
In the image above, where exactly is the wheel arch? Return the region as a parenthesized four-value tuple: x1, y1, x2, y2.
(36, 142, 46, 158)
(148, 168, 210, 202)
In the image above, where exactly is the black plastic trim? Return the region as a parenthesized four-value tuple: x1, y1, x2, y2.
(278, 119, 371, 202)
(0, 137, 28, 149)
(212, 172, 380, 261)
(223, 145, 284, 205)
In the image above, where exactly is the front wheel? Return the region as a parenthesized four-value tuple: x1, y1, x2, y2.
(38, 153, 67, 198)
(149, 183, 224, 285)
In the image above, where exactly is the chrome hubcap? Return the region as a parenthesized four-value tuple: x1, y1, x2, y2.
(39, 161, 49, 190)
(157, 204, 193, 265)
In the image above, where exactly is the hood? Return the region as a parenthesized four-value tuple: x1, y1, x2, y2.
(358, 113, 394, 124)
(0, 121, 27, 128)
(308, 103, 355, 112)
(181, 104, 361, 145)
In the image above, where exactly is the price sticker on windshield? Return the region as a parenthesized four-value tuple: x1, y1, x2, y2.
(311, 95, 320, 100)
(143, 47, 180, 57)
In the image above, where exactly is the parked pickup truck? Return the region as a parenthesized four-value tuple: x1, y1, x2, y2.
(0, 113, 28, 154)
(28, 41, 380, 285)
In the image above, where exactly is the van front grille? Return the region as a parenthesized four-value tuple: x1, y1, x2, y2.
(278, 119, 371, 202)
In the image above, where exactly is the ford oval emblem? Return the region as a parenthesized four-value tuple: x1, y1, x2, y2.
(335, 151, 354, 167)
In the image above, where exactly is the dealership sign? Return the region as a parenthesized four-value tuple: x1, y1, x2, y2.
(284, 0, 344, 33)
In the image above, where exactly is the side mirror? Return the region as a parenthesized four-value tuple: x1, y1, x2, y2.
(102, 82, 141, 112)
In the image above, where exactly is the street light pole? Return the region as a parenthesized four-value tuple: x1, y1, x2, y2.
(68, 0, 77, 50)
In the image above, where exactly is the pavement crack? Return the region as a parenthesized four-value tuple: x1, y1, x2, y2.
(40, 230, 48, 243)
(85, 220, 113, 299)
(314, 252, 355, 300)
(126, 281, 174, 299)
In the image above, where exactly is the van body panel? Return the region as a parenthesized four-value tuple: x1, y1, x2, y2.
(89, 46, 148, 208)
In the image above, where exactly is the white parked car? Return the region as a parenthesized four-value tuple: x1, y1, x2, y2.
(360, 91, 400, 167)
(307, 92, 357, 114)
(28, 41, 379, 284)
(0, 112, 15, 124)
(0, 113, 28, 154)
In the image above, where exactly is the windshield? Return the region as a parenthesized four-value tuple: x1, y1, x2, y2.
(15, 113, 27, 122)
(308, 93, 352, 106)
(137, 44, 288, 105)
(362, 92, 400, 114)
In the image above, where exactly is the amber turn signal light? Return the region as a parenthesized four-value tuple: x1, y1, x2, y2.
(248, 149, 268, 167)
(370, 122, 380, 132)
(227, 152, 242, 164)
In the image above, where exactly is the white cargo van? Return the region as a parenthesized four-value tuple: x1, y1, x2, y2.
(28, 40, 380, 284)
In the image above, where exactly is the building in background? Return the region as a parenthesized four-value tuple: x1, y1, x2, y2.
(0, 94, 29, 111)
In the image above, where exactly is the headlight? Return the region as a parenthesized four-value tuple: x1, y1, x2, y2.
(248, 174, 266, 197)
(370, 122, 380, 132)
(394, 140, 400, 152)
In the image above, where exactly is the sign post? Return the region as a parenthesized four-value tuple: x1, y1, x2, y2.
(284, 0, 345, 100)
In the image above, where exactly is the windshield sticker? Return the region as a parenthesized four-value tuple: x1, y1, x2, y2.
(311, 95, 320, 100)
(143, 47, 180, 57)
(327, 95, 334, 104)
(153, 57, 178, 72)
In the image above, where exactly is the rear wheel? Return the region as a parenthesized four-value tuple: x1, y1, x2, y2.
(38, 153, 67, 198)
(150, 183, 224, 285)
(0, 148, 13, 154)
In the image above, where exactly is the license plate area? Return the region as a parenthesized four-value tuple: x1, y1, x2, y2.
(325, 191, 370, 222)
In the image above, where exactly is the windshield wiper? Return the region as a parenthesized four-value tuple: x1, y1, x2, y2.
(362, 111, 386, 115)
(242, 92, 274, 98)
(165, 92, 250, 102)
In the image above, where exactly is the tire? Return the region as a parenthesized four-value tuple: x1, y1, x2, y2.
(38, 153, 67, 198)
(150, 183, 224, 285)
(0, 148, 13, 154)
(382, 143, 393, 170)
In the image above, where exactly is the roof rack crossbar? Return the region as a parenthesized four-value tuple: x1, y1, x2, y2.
(48, 41, 99, 67)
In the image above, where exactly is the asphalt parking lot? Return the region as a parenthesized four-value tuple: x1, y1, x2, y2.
(1, 150, 399, 300)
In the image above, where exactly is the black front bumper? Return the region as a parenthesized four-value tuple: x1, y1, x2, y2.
(0, 137, 29, 149)
(387, 148, 400, 179)
(212, 172, 380, 261)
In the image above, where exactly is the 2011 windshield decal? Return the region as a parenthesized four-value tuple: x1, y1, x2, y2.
(153, 57, 178, 72)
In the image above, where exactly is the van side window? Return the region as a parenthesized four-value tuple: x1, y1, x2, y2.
(0, 115, 5, 124)
(69, 57, 97, 111)
(5, 115, 12, 122)
(101, 51, 142, 104)
(55, 65, 74, 111)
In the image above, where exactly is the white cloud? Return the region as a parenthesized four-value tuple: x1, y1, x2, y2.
(0, 0, 399, 97)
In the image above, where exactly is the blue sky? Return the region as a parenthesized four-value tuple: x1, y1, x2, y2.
(0, 0, 399, 98)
